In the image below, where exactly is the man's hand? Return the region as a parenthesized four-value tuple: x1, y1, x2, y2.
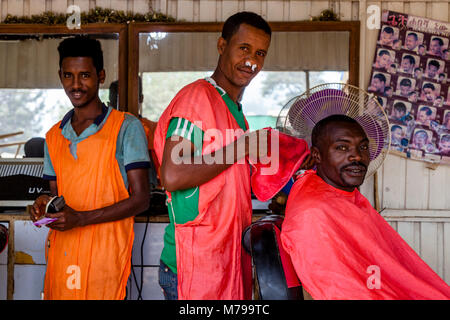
(236, 128, 270, 163)
(30, 195, 52, 225)
(45, 205, 82, 231)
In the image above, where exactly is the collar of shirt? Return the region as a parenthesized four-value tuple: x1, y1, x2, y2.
(59, 103, 111, 143)
(204, 77, 243, 111)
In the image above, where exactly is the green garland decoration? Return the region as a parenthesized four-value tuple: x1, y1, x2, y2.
(311, 9, 340, 21)
(2, 7, 339, 24)
(2, 7, 176, 24)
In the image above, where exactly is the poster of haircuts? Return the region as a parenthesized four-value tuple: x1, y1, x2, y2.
(368, 10, 450, 165)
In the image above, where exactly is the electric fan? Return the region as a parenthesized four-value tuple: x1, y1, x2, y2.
(276, 83, 390, 177)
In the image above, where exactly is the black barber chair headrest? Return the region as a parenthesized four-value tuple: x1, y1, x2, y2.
(243, 215, 303, 300)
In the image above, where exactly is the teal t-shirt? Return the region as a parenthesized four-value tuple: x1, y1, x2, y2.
(43, 105, 151, 189)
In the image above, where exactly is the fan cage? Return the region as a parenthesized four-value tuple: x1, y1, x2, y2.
(276, 83, 390, 178)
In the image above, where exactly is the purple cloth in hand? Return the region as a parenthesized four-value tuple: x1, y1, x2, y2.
(33, 217, 57, 227)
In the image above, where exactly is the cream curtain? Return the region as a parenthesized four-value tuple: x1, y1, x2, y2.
(0, 31, 349, 88)
(0, 38, 118, 89)
(139, 31, 349, 72)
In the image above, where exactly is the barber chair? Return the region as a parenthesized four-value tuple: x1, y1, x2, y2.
(0, 224, 8, 254)
(242, 215, 303, 300)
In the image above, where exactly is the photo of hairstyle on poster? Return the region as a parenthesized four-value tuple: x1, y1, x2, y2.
(370, 10, 450, 162)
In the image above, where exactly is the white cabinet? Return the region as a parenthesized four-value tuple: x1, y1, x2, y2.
(8, 220, 167, 300)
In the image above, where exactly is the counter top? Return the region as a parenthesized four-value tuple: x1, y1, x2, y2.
(0, 207, 270, 223)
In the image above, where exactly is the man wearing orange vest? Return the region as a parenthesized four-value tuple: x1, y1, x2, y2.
(29, 37, 151, 300)
(153, 12, 271, 300)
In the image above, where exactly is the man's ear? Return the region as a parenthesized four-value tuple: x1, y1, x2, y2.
(58, 69, 62, 81)
(98, 69, 106, 84)
(311, 146, 321, 164)
(217, 37, 227, 55)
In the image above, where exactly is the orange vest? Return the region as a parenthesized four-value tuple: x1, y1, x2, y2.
(140, 117, 161, 179)
(154, 79, 252, 299)
(44, 108, 134, 300)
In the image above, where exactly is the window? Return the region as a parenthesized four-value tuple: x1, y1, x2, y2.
(131, 23, 358, 131)
(0, 25, 126, 157)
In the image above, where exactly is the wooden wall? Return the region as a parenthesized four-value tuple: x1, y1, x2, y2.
(0, 0, 449, 286)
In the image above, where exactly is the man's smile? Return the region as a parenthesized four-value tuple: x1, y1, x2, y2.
(69, 90, 86, 100)
(341, 163, 367, 177)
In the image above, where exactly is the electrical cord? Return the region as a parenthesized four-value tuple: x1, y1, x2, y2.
(138, 213, 150, 300)
(130, 214, 149, 300)
(130, 255, 142, 299)
(131, 188, 161, 300)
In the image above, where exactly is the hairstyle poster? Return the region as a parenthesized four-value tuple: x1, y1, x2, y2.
(368, 10, 450, 164)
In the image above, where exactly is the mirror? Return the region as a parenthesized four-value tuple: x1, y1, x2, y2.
(0, 25, 126, 158)
(130, 22, 360, 130)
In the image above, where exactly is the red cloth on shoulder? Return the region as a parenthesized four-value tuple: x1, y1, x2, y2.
(250, 128, 310, 202)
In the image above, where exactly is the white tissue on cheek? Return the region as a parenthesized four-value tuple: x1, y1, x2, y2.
(251, 64, 257, 72)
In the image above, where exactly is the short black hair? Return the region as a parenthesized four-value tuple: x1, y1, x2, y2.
(428, 60, 440, 69)
(58, 36, 104, 73)
(431, 37, 444, 46)
(403, 55, 415, 65)
(374, 73, 386, 83)
(109, 77, 143, 108)
(383, 26, 394, 34)
(311, 114, 363, 148)
(393, 102, 406, 112)
(221, 11, 271, 41)
(407, 32, 418, 41)
(378, 49, 390, 56)
(423, 82, 435, 90)
(400, 78, 412, 87)
(419, 106, 432, 115)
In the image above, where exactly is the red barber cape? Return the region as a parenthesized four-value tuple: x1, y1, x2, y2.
(281, 170, 450, 300)
(153, 79, 252, 300)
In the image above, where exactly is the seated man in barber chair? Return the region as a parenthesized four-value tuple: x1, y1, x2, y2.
(278, 115, 450, 300)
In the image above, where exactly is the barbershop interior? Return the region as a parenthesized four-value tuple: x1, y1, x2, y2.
(0, 0, 449, 301)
